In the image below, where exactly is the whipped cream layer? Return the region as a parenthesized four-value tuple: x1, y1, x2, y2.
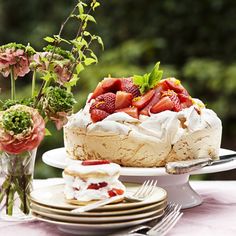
(63, 163, 125, 202)
(64, 97, 222, 167)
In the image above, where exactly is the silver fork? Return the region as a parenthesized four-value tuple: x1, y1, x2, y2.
(147, 208, 183, 236)
(71, 180, 158, 213)
(127, 203, 181, 235)
(125, 180, 158, 202)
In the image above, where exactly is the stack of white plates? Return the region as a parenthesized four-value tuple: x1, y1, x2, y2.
(31, 182, 167, 235)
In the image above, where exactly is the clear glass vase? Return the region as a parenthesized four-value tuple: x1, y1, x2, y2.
(0, 148, 37, 221)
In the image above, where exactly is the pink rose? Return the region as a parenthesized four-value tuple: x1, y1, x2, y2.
(0, 105, 45, 154)
(0, 48, 30, 78)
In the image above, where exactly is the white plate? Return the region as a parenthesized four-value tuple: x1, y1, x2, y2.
(30, 183, 167, 210)
(32, 206, 164, 223)
(33, 212, 163, 236)
(31, 199, 167, 216)
(42, 148, 236, 176)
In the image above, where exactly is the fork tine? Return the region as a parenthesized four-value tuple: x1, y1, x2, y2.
(147, 205, 183, 236)
(133, 180, 150, 197)
(158, 212, 183, 236)
(139, 180, 154, 197)
(142, 180, 157, 197)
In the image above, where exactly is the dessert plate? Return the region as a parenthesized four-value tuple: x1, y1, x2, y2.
(42, 147, 236, 176)
(31, 206, 164, 223)
(32, 212, 163, 236)
(31, 199, 167, 216)
(30, 183, 167, 210)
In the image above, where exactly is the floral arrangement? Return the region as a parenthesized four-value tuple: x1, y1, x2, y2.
(0, 0, 102, 216)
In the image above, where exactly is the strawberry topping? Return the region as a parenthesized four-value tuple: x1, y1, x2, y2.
(115, 91, 133, 110)
(94, 92, 116, 113)
(108, 188, 124, 197)
(132, 89, 155, 110)
(87, 182, 108, 190)
(115, 107, 139, 119)
(90, 109, 110, 122)
(120, 78, 140, 98)
(82, 160, 111, 165)
(150, 96, 174, 113)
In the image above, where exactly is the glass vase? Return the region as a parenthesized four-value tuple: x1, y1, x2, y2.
(0, 148, 37, 221)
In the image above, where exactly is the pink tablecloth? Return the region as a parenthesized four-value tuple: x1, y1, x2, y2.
(0, 180, 236, 236)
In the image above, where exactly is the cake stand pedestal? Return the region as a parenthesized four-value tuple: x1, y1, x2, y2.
(120, 174, 202, 209)
(42, 147, 236, 209)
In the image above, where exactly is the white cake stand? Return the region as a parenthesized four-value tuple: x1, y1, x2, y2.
(42, 148, 236, 209)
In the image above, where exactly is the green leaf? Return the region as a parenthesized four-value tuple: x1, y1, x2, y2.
(149, 62, 163, 88)
(63, 74, 80, 88)
(84, 58, 97, 66)
(76, 63, 84, 74)
(79, 14, 96, 23)
(92, 2, 100, 11)
(44, 37, 55, 43)
(133, 62, 163, 94)
(96, 36, 104, 50)
(77, 2, 84, 14)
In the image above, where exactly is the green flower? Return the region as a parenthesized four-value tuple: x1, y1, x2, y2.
(2, 98, 35, 111)
(2, 110, 32, 135)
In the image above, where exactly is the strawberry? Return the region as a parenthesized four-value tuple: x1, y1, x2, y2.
(120, 78, 140, 98)
(140, 85, 164, 116)
(82, 160, 111, 165)
(178, 93, 193, 108)
(132, 89, 155, 110)
(115, 91, 133, 109)
(164, 90, 182, 112)
(108, 188, 124, 197)
(89, 78, 121, 101)
(102, 78, 121, 92)
(163, 78, 184, 93)
(95, 92, 116, 113)
(87, 182, 108, 190)
(90, 109, 110, 122)
(150, 96, 174, 113)
(115, 107, 139, 119)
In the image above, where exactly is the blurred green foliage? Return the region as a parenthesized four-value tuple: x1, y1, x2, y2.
(0, 0, 235, 179)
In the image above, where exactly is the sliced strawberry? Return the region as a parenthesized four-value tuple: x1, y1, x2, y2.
(115, 107, 139, 119)
(90, 109, 110, 122)
(163, 79, 184, 93)
(89, 82, 105, 101)
(115, 91, 133, 109)
(102, 78, 121, 92)
(140, 85, 164, 116)
(108, 188, 124, 197)
(120, 78, 140, 98)
(150, 96, 174, 113)
(132, 89, 155, 110)
(178, 93, 193, 108)
(87, 182, 108, 190)
(95, 92, 116, 113)
(82, 160, 111, 165)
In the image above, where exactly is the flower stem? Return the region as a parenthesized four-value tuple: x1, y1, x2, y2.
(32, 70, 36, 97)
(10, 66, 16, 100)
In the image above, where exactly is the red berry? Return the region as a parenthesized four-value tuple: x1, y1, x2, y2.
(178, 93, 193, 108)
(115, 107, 139, 119)
(163, 79, 184, 93)
(115, 91, 133, 109)
(87, 183, 100, 190)
(102, 78, 121, 93)
(108, 188, 124, 197)
(140, 85, 164, 116)
(150, 96, 174, 113)
(87, 182, 108, 190)
(96, 92, 116, 113)
(82, 160, 111, 165)
(90, 109, 110, 122)
(89, 82, 105, 101)
(163, 90, 182, 112)
(132, 89, 155, 110)
(120, 78, 140, 98)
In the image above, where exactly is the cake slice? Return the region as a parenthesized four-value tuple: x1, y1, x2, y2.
(63, 160, 126, 204)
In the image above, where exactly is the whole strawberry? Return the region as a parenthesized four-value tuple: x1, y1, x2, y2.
(120, 78, 140, 98)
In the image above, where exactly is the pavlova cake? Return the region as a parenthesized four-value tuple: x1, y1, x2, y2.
(64, 62, 222, 167)
(63, 160, 125, 204)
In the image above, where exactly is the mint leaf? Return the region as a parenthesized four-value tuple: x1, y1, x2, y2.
(133, 62, 164, 94)
(149, 62, 163, 88)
